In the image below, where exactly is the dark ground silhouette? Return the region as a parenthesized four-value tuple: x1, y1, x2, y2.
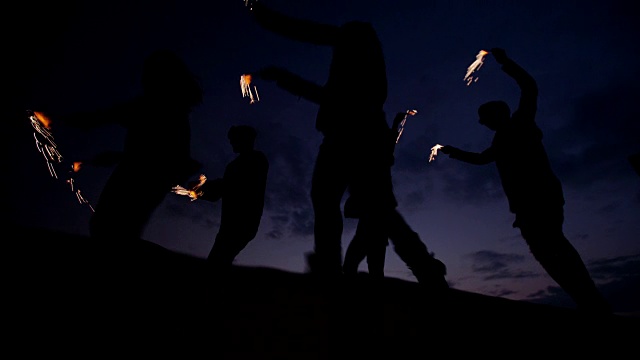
(7, 224, 638, 358)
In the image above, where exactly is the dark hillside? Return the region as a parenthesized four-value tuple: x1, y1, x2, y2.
(7, 225, 638, 358)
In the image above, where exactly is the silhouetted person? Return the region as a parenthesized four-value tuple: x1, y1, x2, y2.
(196, 125, 269, 272)
(441, 48, 611, 314)
(250, 2, 419, 279)
(342, 111, 448, 289)
(62, 49, 203, 244)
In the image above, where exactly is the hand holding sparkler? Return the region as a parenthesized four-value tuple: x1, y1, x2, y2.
(240, 74, 260, 104)
(254, 65, 290, 82)
(464, 49, 489, 86)
(489, 47, 508, 65)
(394, 109, 418, 144)
(172, 173, 208, 201)
(439, 145, 461, 157)
(429, 144, 444, 163)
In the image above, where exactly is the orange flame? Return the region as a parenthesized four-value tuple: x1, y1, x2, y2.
(33, 111, 52, 129)
(72, 161, 83, 172)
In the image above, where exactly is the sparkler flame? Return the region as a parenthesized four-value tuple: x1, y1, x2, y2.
(395, 109, 418, 144)
(34, 111, 52, 129)
(240, 74, 260, 104)
(27, 110, 95, 212)
(172, 174, 207, 201)
(464, 50, 489, 86)
(429, 144, 443, 162)
(30, 111, 61, 177)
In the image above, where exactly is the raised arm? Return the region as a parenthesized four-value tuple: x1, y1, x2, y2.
(59, 97, 141, 131)
(441, 145, 496, 165)
(491, 48, 538, 119)
(255, 66, 324, 104)
(250, 1, 339, 46)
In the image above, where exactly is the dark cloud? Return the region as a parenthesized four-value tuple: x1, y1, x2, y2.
(465, 250, 538, 282)
(491, 287, 518, 298)
(439, 164, 504, 205)
(261, 129, 316, 239)
(165, 198, 219, 229)
(587, 253, 640, 282)
(549, 81, 640, 188)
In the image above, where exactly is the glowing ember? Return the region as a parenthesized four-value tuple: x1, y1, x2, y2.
(172, 173, 207, 201)
(429, 144, 443, 162)
(72, 161, 83, 173)
(395, 109, 418, 144)
(464, 50, 489, 86)
(240, 74, 260, 104)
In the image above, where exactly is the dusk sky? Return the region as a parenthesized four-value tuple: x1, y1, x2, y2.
(7, 0, 639, 316)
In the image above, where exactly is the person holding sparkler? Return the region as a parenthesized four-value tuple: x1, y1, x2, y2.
(440, 48, 611, 314)
(249, 2, 447, 289)
(342, 111, 406, 280)
(342, 111, 448, 291)
(61, 49, 203, 244)
(195, 125, 269, 273)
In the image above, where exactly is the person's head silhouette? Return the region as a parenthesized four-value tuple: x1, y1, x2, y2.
(327, 20, 387, 102)
(141, 49, 203, 109)
(478, 100, 510, 131)
(228, 125, 257, 154)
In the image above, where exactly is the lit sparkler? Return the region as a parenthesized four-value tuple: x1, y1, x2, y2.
(240, 74, 260, 104)
(244, 0, 258, 10)
(429, 144, 443, 163)
(464, 50, 489, 86)
(30, 111, 62, 178)
(172, 173, 207, 201)
(395, 109, 418, 144)
(27, 110, 95, 212)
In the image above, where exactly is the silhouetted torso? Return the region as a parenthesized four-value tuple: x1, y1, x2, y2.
(63, 50, 202, 241)
(201, 125, 269, 268)
(218, 149, 269, 236)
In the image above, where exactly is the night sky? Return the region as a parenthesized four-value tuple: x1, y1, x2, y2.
(6, 0, 639, 315)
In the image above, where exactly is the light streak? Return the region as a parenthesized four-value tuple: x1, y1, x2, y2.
(27, 110, 95, 212)
(464, 50, 489, 86)
(172, 173, 207, 201)
(429, 144, 443, 163)
(240, 74, 260, 104)
(30, 111, 62, 178)
(395, 109, 418, 144)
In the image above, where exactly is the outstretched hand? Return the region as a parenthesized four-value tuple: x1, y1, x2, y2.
(490, 48, 508, 65)
(440, 145, 458, 155)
